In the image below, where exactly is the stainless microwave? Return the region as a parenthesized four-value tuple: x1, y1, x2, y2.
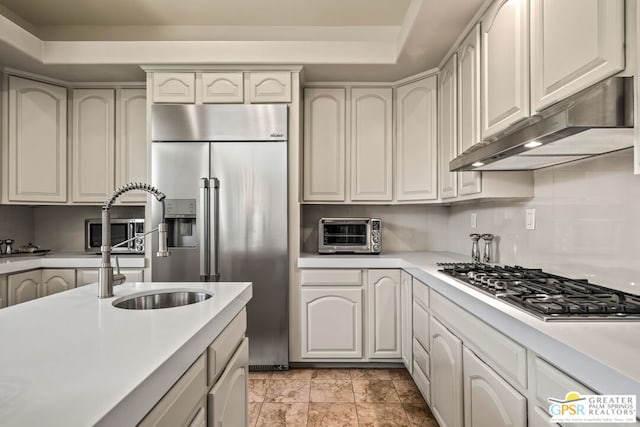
(85, 218, 145, 254)
(318, 218, 381, 254)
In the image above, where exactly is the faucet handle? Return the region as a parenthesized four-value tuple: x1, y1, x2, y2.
(114, 255, 121, 275)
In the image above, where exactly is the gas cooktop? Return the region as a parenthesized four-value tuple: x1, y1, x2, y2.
(437, 263, 640, 321)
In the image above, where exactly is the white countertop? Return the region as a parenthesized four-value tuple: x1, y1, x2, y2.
(0, 253, 145, 274)
(299, 252, 640, 401)
(0, 281, 251, 427)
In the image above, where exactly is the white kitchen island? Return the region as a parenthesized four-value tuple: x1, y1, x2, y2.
(0, 280, 251, 426)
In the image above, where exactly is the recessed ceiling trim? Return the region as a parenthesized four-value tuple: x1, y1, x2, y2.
(42, 40, 397, 65)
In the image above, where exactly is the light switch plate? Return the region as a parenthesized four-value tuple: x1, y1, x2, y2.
(470, 212, 477, 229)
(526, 208, 536, 230)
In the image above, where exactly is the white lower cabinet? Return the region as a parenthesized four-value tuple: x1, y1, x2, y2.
(301, 287, 363, 358)
(41, 269, 76, 297)
(0, 276, 6, 308)
(463, 347, 527, 427)
(140, 309, 247, 427)
(367, 269, 401, 358)
(430, 316, 464, 427)
(208, 338, 249, 427)
(8, 270, 41, 306)
(400, 271, 413, 370)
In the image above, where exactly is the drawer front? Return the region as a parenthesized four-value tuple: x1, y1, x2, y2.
(412, 279, 430, 309)
(207, 309, 247, 387)
(300, 269, 362, 286)
(533, 357, 594, 409)
(412, 301, 430, 351)
(431, 291, 527, 390)
(413, 359, 431, 405)
(139, 354, 206, 427)
(413, 338, 430, 379)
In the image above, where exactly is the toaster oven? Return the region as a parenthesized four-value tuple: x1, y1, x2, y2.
(318, 218, 381, 254)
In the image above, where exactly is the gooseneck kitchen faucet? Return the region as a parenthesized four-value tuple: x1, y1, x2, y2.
(99, 183, 170, 298)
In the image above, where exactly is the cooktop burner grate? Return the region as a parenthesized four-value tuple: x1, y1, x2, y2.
(437, 263, 640, 321)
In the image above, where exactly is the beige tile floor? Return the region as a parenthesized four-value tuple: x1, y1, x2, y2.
(248, 368, 440, 427)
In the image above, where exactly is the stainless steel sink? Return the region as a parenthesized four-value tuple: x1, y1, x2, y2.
(112, 289, 213, 310)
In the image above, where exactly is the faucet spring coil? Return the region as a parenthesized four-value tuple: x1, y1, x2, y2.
(103, 182, 166, 209)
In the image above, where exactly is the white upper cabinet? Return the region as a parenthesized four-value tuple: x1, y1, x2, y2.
(202, 73, 244, 103)
(116, 89, 147, 203)
(248, 72, 291, 103)
(303, 88, 346, 201)
(481, 0, 530, 138)
(439, 54, 458, 200)
(153, 73, 196, 103)
(458, 25, 482, 196)
(72, 89, 115, 203)
(395, 76, 438, 201)
(350, 88, 393, 201)
(7, 76, 67, 203)
(530, 0, 624, 111)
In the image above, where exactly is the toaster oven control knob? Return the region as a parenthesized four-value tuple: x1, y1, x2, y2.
(372, 244, 380, 252)
(135, 245, 144, 252)
(372, 236, 380, 243)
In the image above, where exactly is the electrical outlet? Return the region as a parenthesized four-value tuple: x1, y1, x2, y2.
(526, 208, 536, 230)
(470, 212, 477, 229)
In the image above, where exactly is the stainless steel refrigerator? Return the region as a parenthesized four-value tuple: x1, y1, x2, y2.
(150, 104, 288, 370)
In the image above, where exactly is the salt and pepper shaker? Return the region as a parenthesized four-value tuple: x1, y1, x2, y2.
(481, 234, 494, 263)
(4, 239, 14, 255)
(469, 234, 481, 263)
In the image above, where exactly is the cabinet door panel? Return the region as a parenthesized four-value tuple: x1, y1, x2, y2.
(430, 317, 463, 427)
(301, 287, 362, 358)
(439, 54, 458, 200)
(8, 270, 41, 306)
(400, 271, 413, 370)
(303, 88, 346, 201)
(41, 269, 76, 297)
(72, 89, 115, 203)
(202, 72, 243, 103)
(209, 338, 249, 427)
(249, 72, 291, 103)
(8, 76, 67, 202)
(350, 88, 393, 201)
(367, 270, 401, 358)
(481, 0, 530, 138)
(153, 73, 195, 103)
(531, 0, 624, 111)
(395, 76, 438, 201)
(116, 89, 147, 203)
(458, 25, 482, 196)
(463, 347, 526, 427)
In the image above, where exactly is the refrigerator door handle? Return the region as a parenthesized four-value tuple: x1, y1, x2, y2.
(210, 177, 220, 282)
(199, 178, 210, 281)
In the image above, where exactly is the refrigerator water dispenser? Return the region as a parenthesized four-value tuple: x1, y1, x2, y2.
(164, 199, 197, 247)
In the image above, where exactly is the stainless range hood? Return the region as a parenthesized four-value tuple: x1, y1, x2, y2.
(450, 77, 634, 171)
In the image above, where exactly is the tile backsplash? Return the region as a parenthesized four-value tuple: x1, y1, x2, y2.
(302, 204, 450, 253)
(0, 205, 35, 249)
(448, 149, 640, 295)
(33, 205, 145, 252)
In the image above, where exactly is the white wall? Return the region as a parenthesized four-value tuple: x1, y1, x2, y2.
(448, 149, 640, 295)
(302, 204, 450, 253)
